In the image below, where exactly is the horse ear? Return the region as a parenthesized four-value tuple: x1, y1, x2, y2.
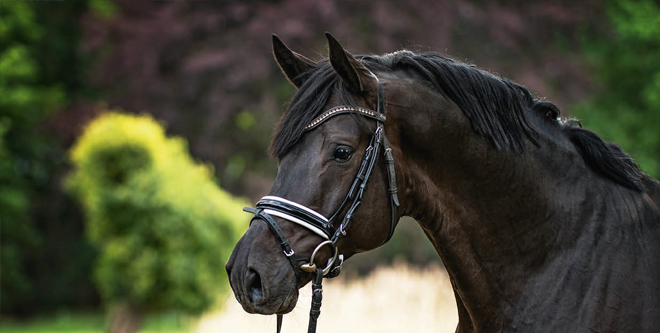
(326, 32, 374, 94)
(272, 35, 315, 88)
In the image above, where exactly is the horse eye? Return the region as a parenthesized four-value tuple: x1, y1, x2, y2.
(334, 147, 353, 162)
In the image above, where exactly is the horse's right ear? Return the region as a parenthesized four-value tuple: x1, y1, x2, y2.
(272, 35, 315, 88)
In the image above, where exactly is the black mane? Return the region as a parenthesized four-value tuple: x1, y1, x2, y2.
(270, 51, 644, 191)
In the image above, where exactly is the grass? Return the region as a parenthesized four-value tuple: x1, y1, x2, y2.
(0, 311, 189, 333)
(0, 312, 104, 333)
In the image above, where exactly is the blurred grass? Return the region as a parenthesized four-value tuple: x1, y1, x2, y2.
(0, 312, 189, 333)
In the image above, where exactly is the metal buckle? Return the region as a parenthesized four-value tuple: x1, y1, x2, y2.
(299, 240, 339, 276)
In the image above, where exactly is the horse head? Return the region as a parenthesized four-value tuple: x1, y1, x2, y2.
(226, 33, 401, 316)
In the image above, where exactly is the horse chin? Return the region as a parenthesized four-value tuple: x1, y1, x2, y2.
(275, 289, 299, 314)
(239, 288, 299, 315)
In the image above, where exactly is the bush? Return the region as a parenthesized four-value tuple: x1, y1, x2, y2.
(65, 112, 246, 331)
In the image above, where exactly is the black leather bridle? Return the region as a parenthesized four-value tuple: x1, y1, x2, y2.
(243, 74, 399, 333)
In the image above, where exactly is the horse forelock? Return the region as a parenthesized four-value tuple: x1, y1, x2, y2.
(269, 60, 357, 159)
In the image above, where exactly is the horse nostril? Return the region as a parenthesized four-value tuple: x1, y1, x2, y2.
(247, 269, 264, 303)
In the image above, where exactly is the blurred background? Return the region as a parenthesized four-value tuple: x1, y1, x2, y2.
(1, 0, 659, 331)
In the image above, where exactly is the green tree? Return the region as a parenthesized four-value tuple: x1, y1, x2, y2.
(575, 0, 660, 178)
(0, 1, 66, 312)
(65, 112, 246, 333)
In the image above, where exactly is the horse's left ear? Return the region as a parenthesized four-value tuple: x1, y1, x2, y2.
(326, 32, 375, 94)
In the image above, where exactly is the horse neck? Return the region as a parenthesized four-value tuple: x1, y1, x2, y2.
(390, 102, 603, 327)
(401, 135, 571, 272)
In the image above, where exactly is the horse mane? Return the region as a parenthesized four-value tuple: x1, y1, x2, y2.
(565, 127, 643, 191)
(270, 51, 644, 191)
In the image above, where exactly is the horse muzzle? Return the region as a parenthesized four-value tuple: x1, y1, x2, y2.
(225, 223, 300, 315)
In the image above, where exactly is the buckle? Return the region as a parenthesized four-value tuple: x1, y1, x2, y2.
(299, 240, 339, 276)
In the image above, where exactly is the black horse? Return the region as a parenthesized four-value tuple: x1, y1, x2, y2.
(226, 33, 660, 332)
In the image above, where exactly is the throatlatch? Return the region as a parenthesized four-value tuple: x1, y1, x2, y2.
(243, 74, 399, 333)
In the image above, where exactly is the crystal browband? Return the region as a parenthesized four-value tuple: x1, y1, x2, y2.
(304, 106, 387, 131)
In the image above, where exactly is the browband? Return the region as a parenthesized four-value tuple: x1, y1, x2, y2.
(304, 106, 386, 131)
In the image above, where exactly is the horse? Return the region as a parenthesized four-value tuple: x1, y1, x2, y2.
(225, 33, 660, 332)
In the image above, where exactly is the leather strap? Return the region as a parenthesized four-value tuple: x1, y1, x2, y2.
(382, 138, 399, 243)
(244, 207, 301, 274)
(307, 268, 324, 333)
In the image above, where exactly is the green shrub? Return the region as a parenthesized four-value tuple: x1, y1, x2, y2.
(65, 112, 246, 326)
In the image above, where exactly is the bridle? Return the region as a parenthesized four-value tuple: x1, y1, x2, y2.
(244, 74, 398, 332)
(243, 74, 399, 333)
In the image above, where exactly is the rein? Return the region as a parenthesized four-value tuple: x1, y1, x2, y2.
(243, 74, 399, 333)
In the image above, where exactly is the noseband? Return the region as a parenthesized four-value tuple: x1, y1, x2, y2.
(243, 74, 399, 333)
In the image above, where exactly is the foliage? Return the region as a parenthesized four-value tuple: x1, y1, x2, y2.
(65, 112, 246, 317)
(0, 0, 66, 312)
(574, 0, 660, 178)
